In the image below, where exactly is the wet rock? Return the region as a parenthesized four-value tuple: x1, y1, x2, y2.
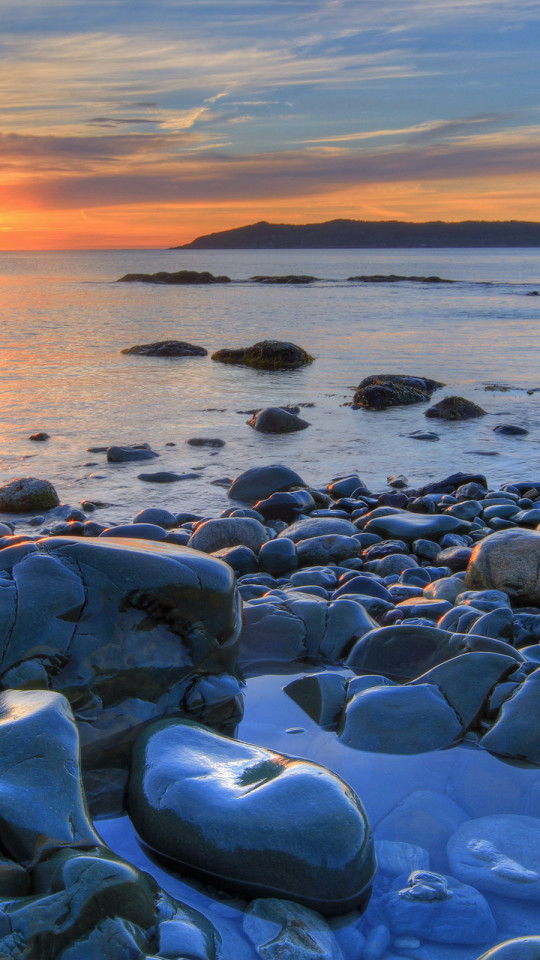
(418, 472, 488, 496)
(228, 464, 306, 501)
(412, 650, 516, 728)
(481, 668, 540, 762)
(118, 269, 230, 283)
(212, 340, 314, 370)
(339, 683, 462, 753)
(243, 898, 344, 960)
(238, 594, 377, 666)
(29, 431, 50, 441)
(447, 815, 540, 901)
(107, 445, 159, 462)
(188, 516, 270, 553)
(187, 436, 226, 446)
(475, 936, 540, 959)
(212, 544, 258, 576)
(132, 507, 178, 528)
(0, 536, 242, 810)
(284, 673, 348, 728)
(0, 477, 60, 512)
(255, 489, 315, 522)
(345, 624, 478, 680)
(100, 522, 168, 541)
(278, 516, 357, 543)
(353, 375, 444, 409)
(138, 470, 201, 483)
(121, 340, 208, 356)
(251, 274, 318, 283)
(368, 869, 496, 944)
(248, 406, 310, 432)
(425, 396, 487, 419)
(466, 528, 540, 604)
(408, 430, 440, 441)
(365, 511, 467, 543)
(296, 534, 361, 565)
(258, 538, 298, 576)
(375, 840, 430, 877)
(494, 425, 529, 436)
(128, 718, 376, 915)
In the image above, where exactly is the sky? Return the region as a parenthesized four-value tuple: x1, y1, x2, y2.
(1, 0, 540, 249)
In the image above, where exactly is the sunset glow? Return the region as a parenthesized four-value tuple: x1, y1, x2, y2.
(1, 0, 539, 249)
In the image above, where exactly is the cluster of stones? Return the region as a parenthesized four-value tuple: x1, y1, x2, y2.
(1, 461, 540, 958)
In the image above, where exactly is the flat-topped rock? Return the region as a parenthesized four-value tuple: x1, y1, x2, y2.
(121, 340, 208, 356)
(128, 718, 376, 915)
(212, 339, 313, 370)
(118, 269, 230, 283)
(353, 374, 444, 409)
(364, 510, 467, 542)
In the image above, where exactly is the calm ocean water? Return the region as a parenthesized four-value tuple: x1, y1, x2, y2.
(1, 247, 539, 521)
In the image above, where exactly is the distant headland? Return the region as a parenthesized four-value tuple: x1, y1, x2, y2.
(175, 219, 540, 250)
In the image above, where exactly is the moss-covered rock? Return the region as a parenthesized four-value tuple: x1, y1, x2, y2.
(0, 477, 60, 512)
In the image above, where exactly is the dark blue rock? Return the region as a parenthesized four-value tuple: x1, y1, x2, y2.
(99, 523, 168, 541)
(228, 465, 306, 502)
(128, 719, 376, 915)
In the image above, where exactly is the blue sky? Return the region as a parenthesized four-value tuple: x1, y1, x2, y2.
(1, 0, 539, 246)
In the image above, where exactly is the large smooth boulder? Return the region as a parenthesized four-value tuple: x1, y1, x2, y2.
(248, 406, 310, 433)
(0, 477, 59, 512)
(212, 340, 313, 370)
(128, 718, 376, 915)
(466, 528, 540, 604)
(364, 510, 467, 543)
(353, 374, 444, 409)
(481, 668, 540, 763)
(228, 464, 306, 501)
(476, 938, 540, 959)
(0, 537, 242, 809)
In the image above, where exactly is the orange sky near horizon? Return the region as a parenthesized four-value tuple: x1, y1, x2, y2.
(1, 0, 539, 251)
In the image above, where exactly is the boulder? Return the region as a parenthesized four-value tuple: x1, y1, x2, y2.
(338, 683, 463, 753)
(128, 718, 376, 915)
(211, 340, 314, 370)
(353, 374, 444, 409)
(481, 668, 540, 763)
(228, 464, 306, 501)
(364, 511, 467, 543)
(475, 937, 540, 959)
(0, 477, 59, 512)
(0, 536, 242, 811)
(466, 528, 540, 604)
(248, 406, 310, 432)
(188, 517, 270, 553)
(425, 396, 486, 419)
(121, 340, 207, 356)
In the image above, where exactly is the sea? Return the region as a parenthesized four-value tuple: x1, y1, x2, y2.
(1, 247, 540, 524)
(2, 246, 540, 955)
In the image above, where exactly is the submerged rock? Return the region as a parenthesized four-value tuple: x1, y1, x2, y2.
(447, 815, 540, 901)
(353, 374, 444, 409)
(121, 340, 208, 356)
(476, 937, 540, 959)
(0, 477, 60, 512)
(425, 396, 487, 419)
(212, 339, 314, 370)
(128, 718, 376, 915)
(243, 899, 344, 959)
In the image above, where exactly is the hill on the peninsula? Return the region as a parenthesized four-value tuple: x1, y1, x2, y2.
(175, 219, 540, 249)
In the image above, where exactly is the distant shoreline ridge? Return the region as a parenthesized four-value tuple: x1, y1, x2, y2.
(175, 219, 540, 250)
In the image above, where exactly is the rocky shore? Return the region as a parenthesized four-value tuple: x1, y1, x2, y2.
(0, 463, 540, 959)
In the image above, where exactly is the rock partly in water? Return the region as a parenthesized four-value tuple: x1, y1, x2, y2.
(128, 718, 376, 915)
(212, 340, 314, 370)
(481, 668, 540, 763)
(0, 477, 60, 512)
(353, 374, 444, 409)
(228, 464, 306, 501)
(29, 431, 50, 441)
(121, 340, 208, 356)
(118, 269, 230, 283)
(475, 937, 540, 959)
(248, 406, 310, 433)
(250, 274, 318, 284)
(107, 445, 159, 462)
(425, 396, 487, 419)
(243, 898, 344, 959)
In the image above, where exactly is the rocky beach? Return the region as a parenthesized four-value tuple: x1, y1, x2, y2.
(1, 447, 540, 959)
